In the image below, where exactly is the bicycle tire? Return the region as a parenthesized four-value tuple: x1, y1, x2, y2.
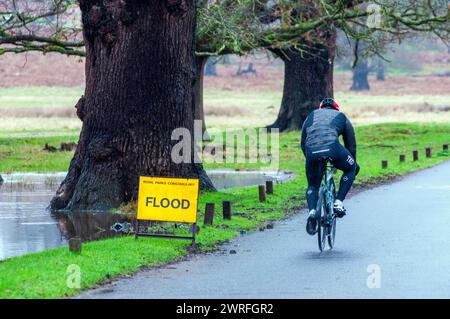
(328, 216, 336, 248)
(317, 190, 328, 252)
(327, 180, 337, 248)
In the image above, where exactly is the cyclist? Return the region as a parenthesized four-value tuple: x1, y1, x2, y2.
(301, 98, 360, 235)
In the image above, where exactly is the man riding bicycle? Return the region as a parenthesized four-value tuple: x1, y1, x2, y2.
(301, 98, 360, 235)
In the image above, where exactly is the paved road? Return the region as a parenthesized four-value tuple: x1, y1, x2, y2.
(79, 161, 450, 298)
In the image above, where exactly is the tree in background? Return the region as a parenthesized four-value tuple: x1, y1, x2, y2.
(350, 39, 370, 90)
(342, 0, 449, 92)
(264, 0, 449, 130)
(0, 0, 84, 56)
(194, 0, 341, 136)
(194, 0, 372, 134)
(266, 1, 337, 131)
(375, 57, 385, 80)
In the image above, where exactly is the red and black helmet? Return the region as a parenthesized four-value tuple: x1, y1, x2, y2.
(319, 98, 340, 111)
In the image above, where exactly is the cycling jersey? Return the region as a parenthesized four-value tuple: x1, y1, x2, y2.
(301, 108, 356, 160)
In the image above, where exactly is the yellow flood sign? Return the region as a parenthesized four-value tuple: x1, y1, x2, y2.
(137, 176, 199, 223)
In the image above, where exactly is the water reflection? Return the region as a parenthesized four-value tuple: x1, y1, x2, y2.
(51, 211, 133, 241)
(0, 173, 66, 260)
(207, 169, 291, 189)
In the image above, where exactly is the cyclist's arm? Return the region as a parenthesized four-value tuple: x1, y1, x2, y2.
(343, 116, 357, 160)
(300, 120, 307, 156)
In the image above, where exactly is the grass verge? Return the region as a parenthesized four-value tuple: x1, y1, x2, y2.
(0, 123, 449, 298)
(0, 135, 78, 173)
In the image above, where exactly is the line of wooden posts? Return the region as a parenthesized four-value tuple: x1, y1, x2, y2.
(381, 144, 448, 169)
(69, 180, 276, 252)
(203, 180, 274, 226)
(204, 144, 450, 225)
(69, 144, 448, 252)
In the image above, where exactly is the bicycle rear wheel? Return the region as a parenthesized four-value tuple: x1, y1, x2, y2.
(317, 191, 328, 252)
(327, 216, 336, 248)
(327, 180, 337, 248)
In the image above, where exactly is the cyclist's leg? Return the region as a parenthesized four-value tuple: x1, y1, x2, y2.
(305, 152, 325, 234)
(305, 154, 325, 211)
(331, 144, 357, 201)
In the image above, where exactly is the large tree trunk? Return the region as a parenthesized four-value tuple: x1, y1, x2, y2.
(50, 0, 215, 212)
(269, 31, 336, 131)
(194, 55, 209, 140)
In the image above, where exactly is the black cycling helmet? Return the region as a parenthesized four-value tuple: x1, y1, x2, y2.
(319, 98, 340, 111)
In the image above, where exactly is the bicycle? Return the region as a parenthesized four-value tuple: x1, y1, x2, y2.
(315, 157, 337, 252)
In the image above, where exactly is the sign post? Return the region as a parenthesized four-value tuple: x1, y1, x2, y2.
(135, 176, 199, 245)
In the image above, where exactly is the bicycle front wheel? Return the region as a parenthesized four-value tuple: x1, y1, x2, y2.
(327, 216, 336, 248)
(327, 180, 337, 248)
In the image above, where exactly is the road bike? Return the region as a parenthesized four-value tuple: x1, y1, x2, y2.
(315, 157, 337, 252)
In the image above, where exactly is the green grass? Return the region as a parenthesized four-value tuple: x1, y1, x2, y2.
(0, 129, 80, 138)
(383, 63, 450, 77)
(0, 86, 83, 109)
(3, 85, 446, 111)
(0, 135, 79, 173)
(334, 93, 449, 109)
(0, 123, 449, 298)
(354, 123, 449, 180)
(1, 85, 449, 131)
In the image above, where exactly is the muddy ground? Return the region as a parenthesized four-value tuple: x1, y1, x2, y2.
(0, 51, 449, 130)
(1, 51, 449, 95)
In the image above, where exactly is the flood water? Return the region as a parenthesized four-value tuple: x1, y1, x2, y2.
(0, 170, 291, 261)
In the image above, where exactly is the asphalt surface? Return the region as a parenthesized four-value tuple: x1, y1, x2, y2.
(79, 161, 450, 298)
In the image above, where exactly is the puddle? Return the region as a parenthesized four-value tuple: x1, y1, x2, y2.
(0, 170, 292, 261)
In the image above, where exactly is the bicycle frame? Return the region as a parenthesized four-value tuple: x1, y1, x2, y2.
(317, 162, 336, 210)
(324, 163, 336, 210)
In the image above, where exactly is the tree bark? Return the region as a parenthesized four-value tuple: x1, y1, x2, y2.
(194, 55, 209, 140)
(269, 30, 336, 131)
(50, 0, 215, 212)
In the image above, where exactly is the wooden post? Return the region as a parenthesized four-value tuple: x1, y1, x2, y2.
(266, 181, 274, 194)
(425, 147, 432, 158)
(443, 144, 448, 151)
(413, 150, 419, 161)
(223, 143, 227, 159)
(382, 160, 388, 169)
(222, 201, 231, 220)
(204, 203, 215, 226)
(399, 154, 406, 162)
(69, 237, 82, 253)
(258, 185, 266, 202)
